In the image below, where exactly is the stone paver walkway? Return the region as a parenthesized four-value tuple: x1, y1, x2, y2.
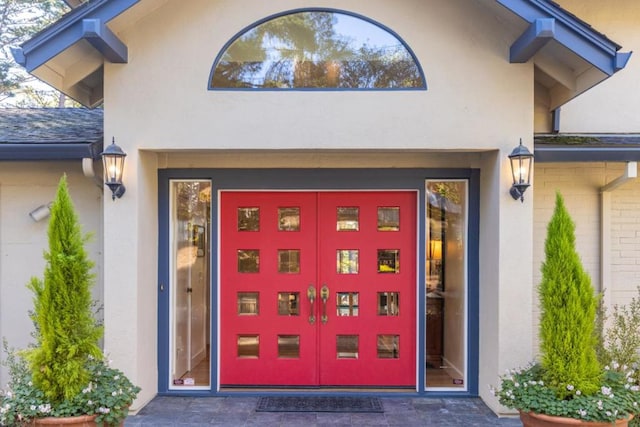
(125, 396, 521, 426)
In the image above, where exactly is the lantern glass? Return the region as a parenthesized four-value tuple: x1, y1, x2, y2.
(103, 154, 125, 185)
(510, 155, 532, 186)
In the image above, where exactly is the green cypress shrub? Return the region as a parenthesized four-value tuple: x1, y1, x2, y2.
(539, 192, 601, 397)
(26, 175, 103, 402)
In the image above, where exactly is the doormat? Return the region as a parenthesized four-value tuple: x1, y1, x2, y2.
(256, 396, 384, 413)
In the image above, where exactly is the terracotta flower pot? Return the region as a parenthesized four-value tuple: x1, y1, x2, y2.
(520, 411, 632, 427)
(31, 414, 97, 427)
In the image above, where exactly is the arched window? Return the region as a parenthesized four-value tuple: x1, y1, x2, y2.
(209, 9, 426, 90)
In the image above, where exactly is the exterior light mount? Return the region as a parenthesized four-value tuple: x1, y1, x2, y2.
(509, 139, 534, 203)
(101, 137, 127, 200)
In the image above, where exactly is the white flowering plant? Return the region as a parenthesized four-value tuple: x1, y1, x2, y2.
(493, 361, 639, 423)
(1, 343, 140, 426)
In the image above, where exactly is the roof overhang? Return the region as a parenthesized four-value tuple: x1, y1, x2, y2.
(534, 134, 640, 162)
(11, 0, 142, 108)
(12, 0, 631, 109)
(0, 142, 103, 161)
(497, 0, 631, 110)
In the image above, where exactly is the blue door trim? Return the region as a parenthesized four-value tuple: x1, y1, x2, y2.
(157, 168, 479, 397)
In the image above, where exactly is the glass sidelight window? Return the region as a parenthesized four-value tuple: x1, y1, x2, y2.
(169, 180, 211, 389)
(425, 180, 468, 390)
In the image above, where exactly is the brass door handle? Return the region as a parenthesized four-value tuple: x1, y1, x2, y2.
(320, 284, 329, 324)
(307, 284, 316, 325)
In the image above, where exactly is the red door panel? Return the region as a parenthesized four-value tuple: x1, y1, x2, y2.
(318, 192, 416, 386)
(220, 191, 416, 387)
(220, 192, 318, 385)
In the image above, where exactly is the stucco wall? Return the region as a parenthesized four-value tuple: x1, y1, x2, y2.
(554, 0, 640, 133)
(98, 0, 537, 410)
(0, 163, 103, 386)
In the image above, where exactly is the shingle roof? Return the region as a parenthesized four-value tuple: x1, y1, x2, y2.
(0, 108, 103, 160)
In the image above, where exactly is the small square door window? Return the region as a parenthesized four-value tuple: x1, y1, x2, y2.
(278, 292, 300, 316)
(237, 335, 259, 358)
(378, 249, 399, 273)
(237, 208, 259, 231)
(378, 292, 399, 316)
(278, 335, 300, 358)
(337, 207, 359, 231)
(377, 335, 399, 359)
(237, 292, 259, 315)
(238, 250, 259, 273)
(378, 207, 400, 231)
(337, 292, 359, 316)
(336, 335, 358, 359)
(278, 207, 300, 231)
(278, 250, 300, 273)
(337, 250, 359, 274)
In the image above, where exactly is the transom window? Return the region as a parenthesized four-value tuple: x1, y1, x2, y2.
(210, 9, 426, 90)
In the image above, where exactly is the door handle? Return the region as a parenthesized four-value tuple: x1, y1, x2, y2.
(320, 284, 329, 324)
(307, 284, 316, 325)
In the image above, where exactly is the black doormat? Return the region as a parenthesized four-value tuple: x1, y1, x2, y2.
(256, 396, 384, 413)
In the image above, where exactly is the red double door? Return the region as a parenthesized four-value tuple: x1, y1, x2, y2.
(220, 191, 416, 387)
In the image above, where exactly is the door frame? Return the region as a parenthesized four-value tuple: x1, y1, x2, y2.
(157, 168, 479, 396)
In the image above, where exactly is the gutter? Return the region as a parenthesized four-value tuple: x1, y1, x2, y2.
(0, 142, 102, 161)
(599, 162, 638, 313)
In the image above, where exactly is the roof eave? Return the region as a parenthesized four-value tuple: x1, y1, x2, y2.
(0, 141, 103, 161)
(497, 0, 632, 109)
(11, 0, 140, 108)
(535, 146, 640, 162)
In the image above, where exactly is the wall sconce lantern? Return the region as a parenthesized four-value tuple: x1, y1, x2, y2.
(101, 137, 127, 200)
(509, 139, 534, 202)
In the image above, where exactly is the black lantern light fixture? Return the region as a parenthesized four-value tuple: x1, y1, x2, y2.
(508, 139, 534, 202)
(101, 137, 127, 200)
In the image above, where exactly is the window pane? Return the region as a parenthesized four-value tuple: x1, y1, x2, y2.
(238, 250, 259, 273)
(211, 10, 425, 89)
(237, 335, 259, 358)
(170, 180, 211, 388)
(337, 292, 359, 316)
(337, 250, 359, 274)
(278, 207, 300, 231)
(237, 292, 259, 315)
(377, 335, 399, 359)
(278, 335, 300, 358)
(278, 292, 300, 316)
(337, 207, 359, 231)
(378, 249, 399, 273)
(426, 180, 468, 389)
(378, 207, 400, 231)
(238, 207, 259, 231)
(378, 292, 399, 316)
(278, 249, 300, 273)
(336, 335, 358, 359)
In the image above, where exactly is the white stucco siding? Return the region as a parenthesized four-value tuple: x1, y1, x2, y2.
(0, 163, 103, 386)
(105, 0, 532, 153)
(99, 0, 537, 410)
(554, 0, 640, 133)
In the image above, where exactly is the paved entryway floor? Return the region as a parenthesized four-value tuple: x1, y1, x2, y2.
(124, 396, 521, 426)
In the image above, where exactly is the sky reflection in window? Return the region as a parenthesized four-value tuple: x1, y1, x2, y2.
(210, 10, 425, 89)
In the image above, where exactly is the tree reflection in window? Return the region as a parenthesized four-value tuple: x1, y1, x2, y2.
(210, 9, 425, 89)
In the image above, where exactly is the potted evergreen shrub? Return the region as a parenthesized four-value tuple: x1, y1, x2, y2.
(0, 175, 139, 426)
(493, 192, 639, 426)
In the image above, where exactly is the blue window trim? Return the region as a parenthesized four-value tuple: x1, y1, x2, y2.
(208, 8, 427, 92)
(157, 168, 479, 397)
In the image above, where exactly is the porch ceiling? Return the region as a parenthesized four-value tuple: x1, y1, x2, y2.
(11, 0, 630, 109)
